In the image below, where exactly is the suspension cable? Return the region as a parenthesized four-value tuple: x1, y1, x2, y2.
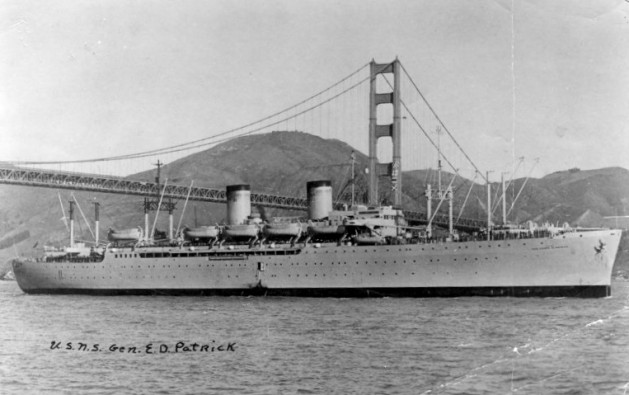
(5, 63, 370, 166)
(400, 63, 487, 182)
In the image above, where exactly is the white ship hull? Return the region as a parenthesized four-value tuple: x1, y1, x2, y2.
(12, 229, 622, 297)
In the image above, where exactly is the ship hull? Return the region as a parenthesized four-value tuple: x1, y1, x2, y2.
(12, 229, 622, 297)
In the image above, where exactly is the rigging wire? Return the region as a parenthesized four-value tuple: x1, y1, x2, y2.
(506, 159, 539, 218)
(71, 194, 95, 240)
(427, 173, 458, 228)
(456, 172, 479, 223)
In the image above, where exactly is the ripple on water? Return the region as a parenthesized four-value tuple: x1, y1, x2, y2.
(1, 280, 629, 394)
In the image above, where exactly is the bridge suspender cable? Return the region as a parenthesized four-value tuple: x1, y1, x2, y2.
(4, 63, 370, 166)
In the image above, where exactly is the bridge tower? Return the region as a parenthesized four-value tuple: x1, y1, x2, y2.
(368, 58, 402, 206)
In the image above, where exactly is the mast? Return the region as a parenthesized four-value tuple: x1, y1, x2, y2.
(437, 126, 442, 192)
(501, 172, 507, 225)
(351, 151, 355, 207)
(425, 183, 432, 239)
(486, 171, 491, 241)
(447, 186, 453, 237)
(154, 159, 162, 189)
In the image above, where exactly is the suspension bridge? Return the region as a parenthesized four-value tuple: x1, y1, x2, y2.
(0, 59, 500, 233)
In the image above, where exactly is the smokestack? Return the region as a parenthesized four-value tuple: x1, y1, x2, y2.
(69, 201, 75, 248)
(168, 204, 174, 240)
(144, 198, 150, 241)
(226, 185, 251, 225)
(94, 202, 100, 245)
(307, 180, 333, 220)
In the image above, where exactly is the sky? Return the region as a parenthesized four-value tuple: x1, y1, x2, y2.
(1, 0, 628, 179)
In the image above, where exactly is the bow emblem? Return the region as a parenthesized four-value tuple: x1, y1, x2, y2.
(594, 240, 606, 254)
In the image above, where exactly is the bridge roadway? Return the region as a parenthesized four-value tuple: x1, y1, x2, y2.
(0, 166, 485, 232)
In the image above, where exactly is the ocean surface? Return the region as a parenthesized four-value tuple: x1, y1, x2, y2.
(1, 280, 628, 395)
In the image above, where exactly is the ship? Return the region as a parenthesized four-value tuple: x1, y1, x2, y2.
(11, 180, 623, 297)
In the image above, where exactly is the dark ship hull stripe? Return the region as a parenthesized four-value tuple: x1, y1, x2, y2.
(21, 285, 610, 298)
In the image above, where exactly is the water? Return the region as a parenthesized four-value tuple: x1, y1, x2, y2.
(1, 281, 628, 395)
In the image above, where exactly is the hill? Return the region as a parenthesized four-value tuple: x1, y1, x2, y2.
(1, 131, 628, 276)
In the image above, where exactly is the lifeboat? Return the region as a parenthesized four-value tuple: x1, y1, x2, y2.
(263, 222, 302, 238)
(308, 224, 345, 237)
(183, 226, 220, 241)
(352, 233, 385, 245)
(107, 227, 143, 243)
(223, 224, 260, 238)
